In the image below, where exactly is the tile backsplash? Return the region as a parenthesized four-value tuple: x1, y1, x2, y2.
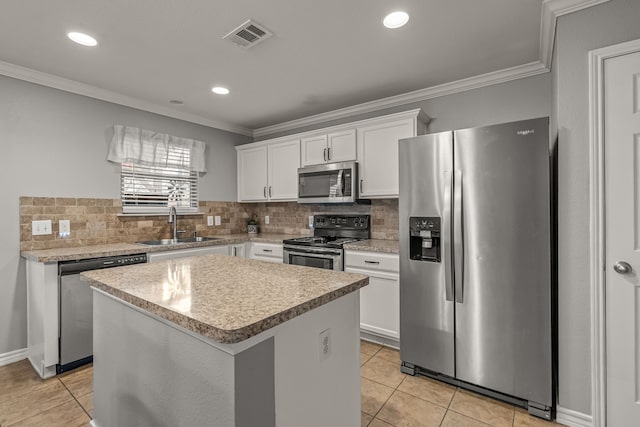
(19, 197, 399, 251)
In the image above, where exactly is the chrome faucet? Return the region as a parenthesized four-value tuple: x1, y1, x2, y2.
(168, 206, 178, 240)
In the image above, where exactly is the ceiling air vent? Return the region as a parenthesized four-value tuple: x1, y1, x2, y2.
(222, 19, 273, 49)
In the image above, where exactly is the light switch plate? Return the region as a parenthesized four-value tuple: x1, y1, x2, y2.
(207, 216, 214, 226)
(32, 220, 52, 235)
(59, 219, 70, 238)
(214, 216, 221, 226)
(309, 215, 314, 229)
(265, 215, 270, 225)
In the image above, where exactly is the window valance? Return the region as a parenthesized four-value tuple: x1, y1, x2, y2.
(107, 125, 207, 172)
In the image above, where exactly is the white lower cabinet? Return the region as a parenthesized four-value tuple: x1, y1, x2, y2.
(249, 242, 283, 263)
(228, 243, 246, 258)
(344, 250, 399, 345)
(148, 245, 229, 262)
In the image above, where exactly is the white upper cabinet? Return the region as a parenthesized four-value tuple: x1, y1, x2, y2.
(237, 139, 300, 202)
(237, 145, 269, 201)
(237, 109, 428, 202)
(357, 110, 429, 198)
(301, 129, 356, 166)
(268, 139, 300, 200)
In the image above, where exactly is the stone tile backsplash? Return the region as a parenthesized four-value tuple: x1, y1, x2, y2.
(19, 197, 399, 251)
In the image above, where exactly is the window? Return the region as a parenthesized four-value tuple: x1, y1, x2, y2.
(121, 162, 199, 214)
(108, 125, 206, 214)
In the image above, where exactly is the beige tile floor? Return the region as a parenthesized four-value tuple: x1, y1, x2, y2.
(0, 360, 92, 427)
(360, 340, 565, 427)
(0, 342, 564, 427)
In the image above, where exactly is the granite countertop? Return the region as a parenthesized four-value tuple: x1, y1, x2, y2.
(20, 233, 302, 263)
(82, 254, 368, 344)
(344, 239, 399, 254)
(21, 234, 398, 263)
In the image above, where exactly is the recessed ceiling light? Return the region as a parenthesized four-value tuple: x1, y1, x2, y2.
(67, 31, 98, 47)
(169, 99, 184, 105)
(211, 86, 230, 95)
(383, 11, 410, 29)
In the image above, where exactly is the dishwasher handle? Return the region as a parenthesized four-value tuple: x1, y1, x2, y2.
(59, 254, 147, 275)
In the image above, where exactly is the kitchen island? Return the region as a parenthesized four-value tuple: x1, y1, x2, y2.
(82, 254, 368, 427)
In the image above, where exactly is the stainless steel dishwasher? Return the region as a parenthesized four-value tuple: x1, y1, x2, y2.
(58, 253, 147, 373)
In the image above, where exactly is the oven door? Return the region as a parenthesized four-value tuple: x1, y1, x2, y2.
(283, 245, 343, 271)
(297, 161, 357, 204)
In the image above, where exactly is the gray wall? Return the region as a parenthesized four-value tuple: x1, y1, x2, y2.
(256, 73, 552, 141)
(554, 0, 640, 415)
(0, 75, 251, 355)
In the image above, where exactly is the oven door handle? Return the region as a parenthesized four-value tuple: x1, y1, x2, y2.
(283, 246, 342, 257)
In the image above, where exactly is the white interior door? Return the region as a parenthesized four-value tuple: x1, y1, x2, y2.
(604, 50, 640, 426)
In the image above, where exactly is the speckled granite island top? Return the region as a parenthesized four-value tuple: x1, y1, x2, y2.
(82, 254, 368, 344)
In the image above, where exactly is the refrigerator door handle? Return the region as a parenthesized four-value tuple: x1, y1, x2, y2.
(453, 170, 464, 303)
(443, 170, 454, 302)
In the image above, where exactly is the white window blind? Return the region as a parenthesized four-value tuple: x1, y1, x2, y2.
(108, 125, 205, 214)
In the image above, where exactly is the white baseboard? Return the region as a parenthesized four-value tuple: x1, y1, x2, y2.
(556, 406, 593, 427)
(0, 348, 27, 367)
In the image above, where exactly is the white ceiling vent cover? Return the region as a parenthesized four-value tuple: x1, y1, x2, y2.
(222, 19, 273, 48)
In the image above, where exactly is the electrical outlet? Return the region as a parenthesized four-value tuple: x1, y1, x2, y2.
(59, 220, 70, 238)
(207, 216, 214, 226)
(309, 215, 314, 229)
(32, 220, 52, 236)
(319, 328, 331, 361)
(265, 215, 270, 225)
(215, 216, 221, 226)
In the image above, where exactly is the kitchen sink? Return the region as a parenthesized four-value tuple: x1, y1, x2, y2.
(135, 236, 222, 246)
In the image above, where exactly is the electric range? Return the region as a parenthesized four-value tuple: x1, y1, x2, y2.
(283, 214, 370, 270)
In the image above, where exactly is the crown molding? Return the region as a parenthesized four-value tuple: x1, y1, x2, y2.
(0, 60, 254, 137)
(255, 0, 611, 138)
(539, 0, 612, 67)
(253, 61, 548, 138)
(1, 0, 610, 139)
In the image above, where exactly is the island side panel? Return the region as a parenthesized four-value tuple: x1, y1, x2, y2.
(273, 291, 361, 427)
(92, 290, 236, 427)
(235, 337, 275, 427)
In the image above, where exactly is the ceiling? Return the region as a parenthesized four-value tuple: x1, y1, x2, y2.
(0, 1, 591, 136)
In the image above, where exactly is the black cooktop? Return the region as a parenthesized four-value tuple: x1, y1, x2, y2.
(283, 214, 370, 248)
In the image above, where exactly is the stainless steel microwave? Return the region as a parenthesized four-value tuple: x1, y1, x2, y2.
(297, 161, 358, 204)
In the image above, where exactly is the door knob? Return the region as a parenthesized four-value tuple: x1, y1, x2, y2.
(613, 261, 632, 274)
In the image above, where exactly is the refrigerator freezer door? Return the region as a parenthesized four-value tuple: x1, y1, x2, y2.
(399, 132, 455, 376)
(453, 118, 552, 406)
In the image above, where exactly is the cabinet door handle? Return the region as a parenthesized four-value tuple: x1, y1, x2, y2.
(364, 260, 380, 264)
(269, 186, 272, 197)
(264, 186, 267, 198)
(263, 249, 273, 253)
(328, 147, 331, 160)
(233, 247, 237, 256)
(360, 179, 363, 194)
(323, 148, 327, 162)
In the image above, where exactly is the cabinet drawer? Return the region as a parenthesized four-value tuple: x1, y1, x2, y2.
(344, 250, 399, 274)
(250, 242, 283, 260)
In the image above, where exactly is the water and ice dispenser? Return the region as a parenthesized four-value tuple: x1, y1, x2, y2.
(409, 217, 441, 262)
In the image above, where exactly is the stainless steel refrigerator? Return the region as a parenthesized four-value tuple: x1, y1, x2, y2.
(399, 117, 552, 419)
